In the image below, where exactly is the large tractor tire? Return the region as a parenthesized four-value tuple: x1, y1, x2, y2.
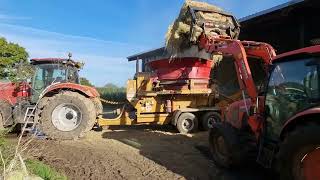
(0, 100, 13, 128)
(176, 112, 198, 134)
(277, 124, 320, 180)
(200, 111, 221, 131)
(92, 97, 103, 116)
(209, 122, 257, 168)
(37, 91, 96, 140)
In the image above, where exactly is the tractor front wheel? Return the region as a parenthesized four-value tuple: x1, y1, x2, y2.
(277, 124, 320, 180)
(209, 123, 236, 168)
(209, 122, 257, 168)
(37, 91, 96, 140)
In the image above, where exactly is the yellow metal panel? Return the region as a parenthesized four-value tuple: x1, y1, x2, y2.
(156, 89, 212, 95)
(97, 113, 170, 126)
(136, 114, 171, 124)
(97, 115, 135, 126)
(135, 97, 166, 114)
(171, 94, 214, 111)
(136, 72, 154, 92)
(127, 80, 136, 102)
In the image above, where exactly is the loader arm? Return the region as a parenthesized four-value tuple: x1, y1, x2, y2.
(199, 35, 276, 102)
(198, 34, 276, 133)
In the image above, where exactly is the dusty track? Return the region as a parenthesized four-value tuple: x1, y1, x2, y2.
(29, 126, 274, 180)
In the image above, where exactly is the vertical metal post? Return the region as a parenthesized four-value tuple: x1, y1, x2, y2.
(135, 58, 139, 96)
(136, 58, 140, 73)
(142, 59, 145, 72)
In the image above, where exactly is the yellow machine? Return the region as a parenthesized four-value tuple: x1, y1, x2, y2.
(97, 52, 221, 134)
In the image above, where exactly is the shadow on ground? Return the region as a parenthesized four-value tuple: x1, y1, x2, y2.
(102, 125, 277, 180)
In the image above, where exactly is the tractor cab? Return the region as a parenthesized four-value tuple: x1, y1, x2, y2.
(30, 58, 82, 102)
(264, 46, 320, 139)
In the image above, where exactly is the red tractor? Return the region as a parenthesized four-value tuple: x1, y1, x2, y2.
(201, 35, 320, 179)
(171, 5, 319, 179)
(0, 57, 102, 139)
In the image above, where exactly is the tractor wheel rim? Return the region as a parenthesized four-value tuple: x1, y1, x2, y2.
(207, 116, 217, 129)
(52, 103, 82, 132)
(182, 118, 194, 131)
(299, 146, 320, 180)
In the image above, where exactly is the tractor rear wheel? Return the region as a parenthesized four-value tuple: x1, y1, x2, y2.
(92, 97, 103, 116)
(176, 112, 198, 134)
(201, 111, 221, 131)
(37, 91, 96, 140)
(277, 124, 320, 180)
(0, 100, 13, 128)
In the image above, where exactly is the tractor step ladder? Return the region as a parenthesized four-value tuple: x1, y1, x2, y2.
(22, 106, 36, 133)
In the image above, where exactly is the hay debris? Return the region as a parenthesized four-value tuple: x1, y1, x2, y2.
(165, 0, 240, 56)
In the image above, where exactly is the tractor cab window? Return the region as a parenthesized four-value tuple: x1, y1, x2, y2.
(265, 57, 320, 138)
(32, 64, 68, 96)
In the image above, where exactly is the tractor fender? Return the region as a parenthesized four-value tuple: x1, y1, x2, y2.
(44, 83, 100, 98)
(280, 107, 320, 140)
(171, 110, 183, 126)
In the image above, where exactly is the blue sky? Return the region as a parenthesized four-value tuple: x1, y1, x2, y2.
(0, 0, 290, 86)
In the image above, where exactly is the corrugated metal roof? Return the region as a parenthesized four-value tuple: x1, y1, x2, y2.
(239, 0, 304, 22)
(127, 47, 166, 61)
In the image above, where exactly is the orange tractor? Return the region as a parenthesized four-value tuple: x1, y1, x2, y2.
(166, 6, 319, 178)
(0, 57, 102, 139)
(197, 34, 320, 179)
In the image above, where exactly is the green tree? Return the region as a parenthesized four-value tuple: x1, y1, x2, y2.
(80, 77, 94, 87)
(103, 83, 118, 89)
(0, 37, 29, 80)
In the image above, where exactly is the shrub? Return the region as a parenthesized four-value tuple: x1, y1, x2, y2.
(96, 83, 126, 102)
(26, 160, 67, 180)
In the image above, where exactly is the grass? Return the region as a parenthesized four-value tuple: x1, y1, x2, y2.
(0, 131, 66, 180)
(26, 159, 67, 180)
(0, 130, 14, 172)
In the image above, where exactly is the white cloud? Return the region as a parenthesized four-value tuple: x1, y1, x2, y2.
(0, 23, 146, 87)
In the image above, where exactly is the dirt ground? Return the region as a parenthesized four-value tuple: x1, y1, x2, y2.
(27, 125, 275, 180)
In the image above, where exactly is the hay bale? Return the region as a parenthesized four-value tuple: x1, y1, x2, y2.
(165, 0, 240, 56)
